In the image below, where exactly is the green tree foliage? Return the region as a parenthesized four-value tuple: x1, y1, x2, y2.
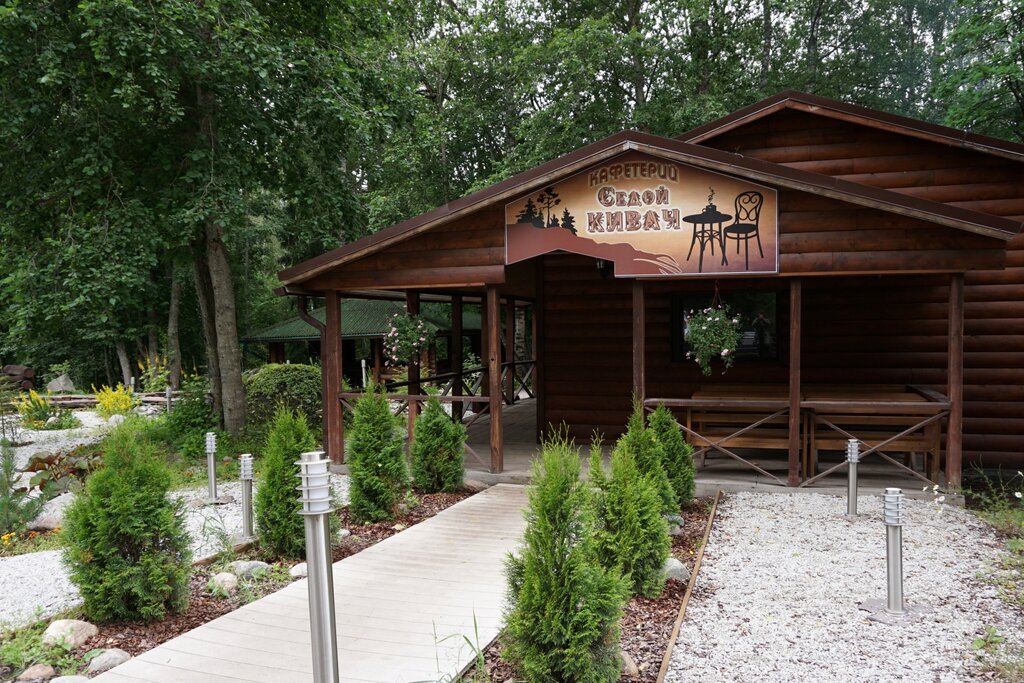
(244, 364, 323, 433)
(648, 405, 696, 508)
(589, 438, 670, 598)
(504, 435, 629, 682)
(0, 440, 46, 535)
(255, 408, 317, 559)
(62, 419, 191, 621)
(410, 396, 466, 493)
(348, 386, 408, 523)
(615, 404, 676, 515)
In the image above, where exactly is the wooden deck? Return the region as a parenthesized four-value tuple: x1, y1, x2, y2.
(94, 484, 528, 683)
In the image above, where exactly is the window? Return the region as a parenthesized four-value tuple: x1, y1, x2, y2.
(671, 291, 779, 362)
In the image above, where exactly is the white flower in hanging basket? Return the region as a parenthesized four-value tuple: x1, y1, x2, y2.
(687, 304, 741, 376)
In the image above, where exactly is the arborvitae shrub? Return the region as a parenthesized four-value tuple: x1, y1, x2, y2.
(255, 408, 316, 559)
(62, 419, 191, 621)
(411, 396, 466, 492)
(648, 404, 696, 508)
(616, 404, 676, 514)
(590, 438, 670, 597)
(348, 385, 408, 523)
(503, 434, 629, 682)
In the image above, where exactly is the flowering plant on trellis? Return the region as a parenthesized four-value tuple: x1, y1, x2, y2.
(383, 313, 435, 366)
(686, 305, 741, 376)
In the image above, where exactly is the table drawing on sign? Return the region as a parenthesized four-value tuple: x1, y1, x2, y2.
(684, 208, 732, 273)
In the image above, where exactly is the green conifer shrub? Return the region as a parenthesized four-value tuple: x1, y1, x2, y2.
(615, 404, 676, 514)
(410, 396, 466, 492)
(0, 439, 46, 535)
(503, 434, 629, 682)
(647, 404, 696, 508)
(348, 386, 407, 523)
(255, 408, 316, 559)
(62, 419, 191, 621)
(244, 363, 323, 432)
(589, 438, 670, 597)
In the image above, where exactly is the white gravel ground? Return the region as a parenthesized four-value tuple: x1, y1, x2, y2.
(9, 410, 108, 470)
(667, 491, 1023, 683)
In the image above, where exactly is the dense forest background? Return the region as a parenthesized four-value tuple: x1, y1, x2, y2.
(1, 0, 1021, 430)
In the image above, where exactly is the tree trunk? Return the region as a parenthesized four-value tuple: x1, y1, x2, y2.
(204, 222, 246, 435)
(167, 271, 182, 390)
(114, 339, 132, 387)
(193, 250, 223, 422)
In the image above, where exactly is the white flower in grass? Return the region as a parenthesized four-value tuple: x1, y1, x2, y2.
(1015, 492, 1022, 499)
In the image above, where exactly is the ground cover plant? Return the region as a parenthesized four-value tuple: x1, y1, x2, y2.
(411, 395, 466, 493)
(503, 434, 629, 682)
(13, 390, 80, 430)
(255, 408, 316, 559)
(347, 386, 407, 523)
(63, 418, 193, 622)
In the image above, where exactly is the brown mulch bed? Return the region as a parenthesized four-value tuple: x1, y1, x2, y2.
(471, 496, 715, 682)
(89, 489, 474, 659)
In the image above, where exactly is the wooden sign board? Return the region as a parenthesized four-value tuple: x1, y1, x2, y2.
(505, 152, 778, 276)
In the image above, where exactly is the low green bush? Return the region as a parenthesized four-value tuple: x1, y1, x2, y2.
(590, 438, 670, 597)
(616, 404, 677, 514)
(244, 364, 322, 433)
(255, 408, 316, 559)
(648, 404, 696, 508)
(411, 396, 466, 493)
(62, 418, 192, 621)
(0, 440, 46, 535)
(347, 385, 407, 523)
(503, 434, 629, 682)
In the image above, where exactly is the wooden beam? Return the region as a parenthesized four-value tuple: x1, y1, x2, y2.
(324, 291, 344, 464)
(505, 297, 516, 402)
(406, 291, 421, 454)
(452, 294, 464, 422)
(535, 259, 545, 442)
(946, 273, 964, 489)
(487, 285, 504, 473)
(632, 280, 645, 402)
(788, 278, 802, 486)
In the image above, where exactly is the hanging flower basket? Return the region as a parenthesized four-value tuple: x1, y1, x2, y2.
(384, 313, 435, 366)
(686, 305, 741, 376)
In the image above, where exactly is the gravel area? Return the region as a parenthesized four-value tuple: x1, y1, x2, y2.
(9, 410, 108, 470)
(667, 491, 1023, 683)
(0, 475, 351, 628)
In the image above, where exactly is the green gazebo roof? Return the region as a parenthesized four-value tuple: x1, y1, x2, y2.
(243, 299, 480, 343)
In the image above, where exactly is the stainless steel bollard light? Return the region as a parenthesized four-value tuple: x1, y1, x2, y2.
(846, 439, 860, 516)
(205, 431, 218, 501)
(296, 451, 339, 683)
(165, 385, 173, 413)
(239, 454, 254, 540)
(882, 487, 906, 614)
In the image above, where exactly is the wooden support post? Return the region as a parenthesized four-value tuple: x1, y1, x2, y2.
(324, 291, 344, 464)
(535, 259, 545, 442)
(788, 278, 802, 486)
(505, 297, 515, 403)
(372, 338, 382, 385)
(406, 291, 420, 452)
(451, 294, 464, 422)
(487, 285, 503, 473)
(632, 280, 645, 403)
(946, 273, 964, 489)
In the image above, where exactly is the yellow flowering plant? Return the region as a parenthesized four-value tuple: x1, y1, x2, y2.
(92, 383, 139, 418)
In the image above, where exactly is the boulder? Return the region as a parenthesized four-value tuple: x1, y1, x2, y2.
(664, 557, 691, 584)
(17, 663, 56, 681)
(45, 374, 75, 394)
(619, 650, 640, 677)
(289, 563, 308, 578)
(667, 523, 684, 536)
(28, 492, 76, 531)
(227, 560, 270, 579)
(86, 648, 131, 674)
(209, 572, 239, 595)
(106, 414, 126, 427)
(41, 619, 97, 648)
(463, 479, 489, 492)
(337, 528, 351, 539)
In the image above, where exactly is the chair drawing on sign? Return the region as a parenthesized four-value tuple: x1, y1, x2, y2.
(723, 191, 765, 269)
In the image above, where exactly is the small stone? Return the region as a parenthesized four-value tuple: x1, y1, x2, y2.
(17, 664, 56, 681)
(463, 479, 489, 492)
(337, 528, 351, 539)
(668, 523, 684, 536)
(619, 650, 640, 677)
(45, 416, 59, 427)
(86, 648, 131, 674)
(664, 557, 691, 583)
(106, 414, 126, 427)
(227, 560, 270, 579)
(289, 563, 308, 578)
(28, 492, 75, 531)
(222, 456, 232, 464)
(188, 499, 205, 509)
(210, 572, 239, 595)
(41, 619, 97, 648)
(391, 523, 407, 531)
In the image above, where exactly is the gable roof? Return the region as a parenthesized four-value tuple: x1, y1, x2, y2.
(679, 90, 1024, 163)
(280, 120, 1023, 288)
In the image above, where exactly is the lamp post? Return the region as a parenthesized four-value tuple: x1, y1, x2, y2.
(296, 450, 339, 683)
(239, 454, 254, 540)
(882, 487, 906, 614)
(205, 431, 218, 502)
(846, 439, 860, 516)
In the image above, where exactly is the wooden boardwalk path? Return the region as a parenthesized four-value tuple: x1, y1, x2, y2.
(95, 484, 528, 683)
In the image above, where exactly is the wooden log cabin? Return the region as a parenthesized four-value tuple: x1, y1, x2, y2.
(277, 91, 1024, 489)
